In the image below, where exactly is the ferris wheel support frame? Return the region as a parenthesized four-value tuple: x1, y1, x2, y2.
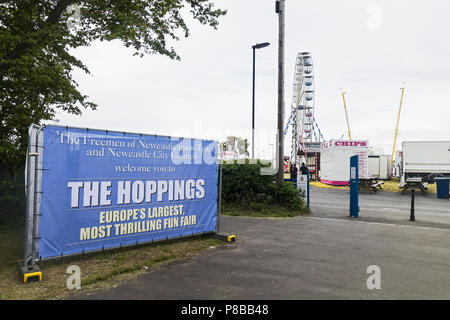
(286, 52, 320, 163)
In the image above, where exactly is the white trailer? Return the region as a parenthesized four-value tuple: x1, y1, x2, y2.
(320, 139, 369, 185)
(368, 154, 392, 180)
(401, 141, 450, 183)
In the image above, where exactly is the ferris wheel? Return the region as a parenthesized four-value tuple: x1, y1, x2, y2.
(285, 52, 323, 160)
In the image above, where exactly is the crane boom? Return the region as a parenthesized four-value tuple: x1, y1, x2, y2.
(391, 85, 406, 166)
(340, 89, 352, 140)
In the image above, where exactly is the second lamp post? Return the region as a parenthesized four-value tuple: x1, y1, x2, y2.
(252, 42, 270, 159)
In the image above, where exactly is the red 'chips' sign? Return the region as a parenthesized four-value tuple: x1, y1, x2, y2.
(334, 141, 367, 147)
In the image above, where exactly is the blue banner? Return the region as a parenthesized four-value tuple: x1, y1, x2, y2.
(38, 125, 218, 259)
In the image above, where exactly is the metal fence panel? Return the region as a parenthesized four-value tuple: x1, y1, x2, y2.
(24, 125, 44, 266)
(31, 125, 218, 260)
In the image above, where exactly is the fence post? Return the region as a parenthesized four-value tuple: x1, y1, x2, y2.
(307, 170, 310, 208)
(410, 187, 415, 221)
(23, 126, 36, 268)
(217, 161, 223, 232)
(214, 150, 236, 243)
(20, 125, 43, 283)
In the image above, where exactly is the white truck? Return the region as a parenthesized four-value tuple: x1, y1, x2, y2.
(401, 141, 450, 184)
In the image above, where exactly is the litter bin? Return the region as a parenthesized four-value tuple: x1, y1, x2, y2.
(435, 177, 450, 199)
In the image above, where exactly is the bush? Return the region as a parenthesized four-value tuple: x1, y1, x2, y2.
(220, 161, 309, 214)
(249, 201, 267, 212)
(221, 160, 275, 206)
(276, 181, 308, 211)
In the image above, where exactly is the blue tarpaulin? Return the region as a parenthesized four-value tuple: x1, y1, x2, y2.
(38, 125, 218, 259)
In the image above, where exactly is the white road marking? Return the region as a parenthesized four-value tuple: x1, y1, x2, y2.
(304, 216, 450, 232)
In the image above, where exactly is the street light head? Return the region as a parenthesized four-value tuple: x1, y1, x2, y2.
(253, 42, 270, 49)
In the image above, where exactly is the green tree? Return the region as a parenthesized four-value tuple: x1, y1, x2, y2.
(0, 0, 226, 219)
(0, 0, 226, 167)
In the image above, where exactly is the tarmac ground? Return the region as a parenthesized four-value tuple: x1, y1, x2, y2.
(72, 187, 450, 299)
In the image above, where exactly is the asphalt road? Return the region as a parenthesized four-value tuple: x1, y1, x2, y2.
(72, 187, 450, 300)
(310, 187, 450, 228)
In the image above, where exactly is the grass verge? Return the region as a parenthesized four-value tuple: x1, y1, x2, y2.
(310, 181, 349, 191)
(0, 223, 224, 300)
(382, 179, 436, 193)
(222, 204, 310, 218)
(310, 180, 437, 194)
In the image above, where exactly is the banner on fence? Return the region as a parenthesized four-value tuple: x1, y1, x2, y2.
(36, 125, 218, 259)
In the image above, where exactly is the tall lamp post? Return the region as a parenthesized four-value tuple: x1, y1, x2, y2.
(252, 42, 270, 159)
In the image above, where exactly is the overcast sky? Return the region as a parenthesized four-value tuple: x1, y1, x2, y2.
(51, 0, 450, 159)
